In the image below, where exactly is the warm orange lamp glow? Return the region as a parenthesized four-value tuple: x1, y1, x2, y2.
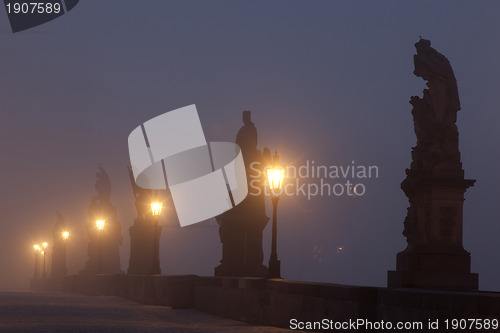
(266, 151, 285, 195)
(151, 201, 162, 218)
(96, 220, 105, 231)
(151, 191, 163, 221)
(62, 231, 69, 240)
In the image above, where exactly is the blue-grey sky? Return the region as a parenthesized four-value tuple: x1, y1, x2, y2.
(1, 1, 500, 291)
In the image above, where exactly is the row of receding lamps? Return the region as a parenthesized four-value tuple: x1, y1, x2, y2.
(33, 231, 69, 278)
(31, 196, 164, 277)
(32, 152, 286, 278)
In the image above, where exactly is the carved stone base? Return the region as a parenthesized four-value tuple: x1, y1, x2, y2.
(389, 173, 477, 291)
(80, 220, 123, 275)
(128, 221, 162, 275)
(388, 250, 478, 290)
(50, 244, 67, 278)
(215, 212, 269, 277)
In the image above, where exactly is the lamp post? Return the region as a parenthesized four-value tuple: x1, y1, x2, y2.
(266, 151, 285, 279)
(41, 242, 48, 279)
(150, 191, 163, 275)
(61, 231, 69, 276)
(33, 244, 41, 279)
(96, 220, 104, 274)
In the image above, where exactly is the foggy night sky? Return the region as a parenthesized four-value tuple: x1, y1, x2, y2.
(1, 1, 500, 291)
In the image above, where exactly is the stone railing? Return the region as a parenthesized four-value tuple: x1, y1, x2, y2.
(31, 275, 500, 330)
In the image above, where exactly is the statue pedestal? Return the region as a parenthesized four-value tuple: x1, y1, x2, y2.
(50, 243, 67, 278)
(388, 173, 478, 290)
(388, 250, 478, 290)
(215, 213, 268, 277)
(128, 220, 162, 275)
(80, 218, 123, 275)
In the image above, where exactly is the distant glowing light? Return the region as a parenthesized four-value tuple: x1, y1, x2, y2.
(33, 244, 40, 252)
(96, 220, 105, 231)
(42, 242, 48, 249)
(62, 231, 69, 240)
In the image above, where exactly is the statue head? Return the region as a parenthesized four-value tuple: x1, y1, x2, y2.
(95, 165, 111, 202)
(53, 211, 67, 238)
(242, 110, 252, 125)
(414, 38, 431, 53)
(413, 39, 433, 81)
(55, 211, 65, 226)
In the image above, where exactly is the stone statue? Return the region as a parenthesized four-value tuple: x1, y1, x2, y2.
(215, 111, 269, 277)
(402, 39, 467, 245)
(236, 111, 258, 159)
(50, 211, 67, 277)
(128, 165, 152, 221)
(388, 40, 477, 290)
(94, 165, 111, 203)
(81, 166, 123, 275)
(409, 38, 461, 172)
(54, 211, 66, 232)
(127, 166, 162, 275)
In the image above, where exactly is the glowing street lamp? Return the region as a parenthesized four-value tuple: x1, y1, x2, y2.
(53, 230, 70, 278)
(42, 242, 48, 279)
(33, 244, 41, 279)
(59, 230, 69, 276)
(266, 151, 285, 279)
(267, 154, 285, 196)
(96, 220, 104, 274)
(150, 191, 163, 274)
(151, 199, 162, 220)
(96, 220, 105, 231)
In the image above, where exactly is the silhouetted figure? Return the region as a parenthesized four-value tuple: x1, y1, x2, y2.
(128, 165, 153, 221)
(388, 40, 477, 290)
(50, 211, 68, 278)
(127, 166, 162, 275)
(236, 111, 258, 157)
(81, 166, 123, 275)
(410, 38, 461, 171)
(215, 111, 269, 277)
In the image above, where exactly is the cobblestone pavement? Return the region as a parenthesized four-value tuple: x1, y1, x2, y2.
(0, 292, 294, 332)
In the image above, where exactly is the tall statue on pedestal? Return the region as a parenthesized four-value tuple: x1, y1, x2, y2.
(388, 39, 478, 290)
(127, 166, 163, 275)
(81, 166, 123, 274)
(215, 111, 270, 277)
(50, 211, 68, 278)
